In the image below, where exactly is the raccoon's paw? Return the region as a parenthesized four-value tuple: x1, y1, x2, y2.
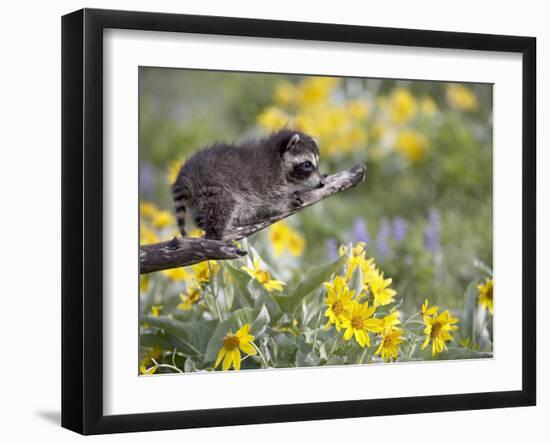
(291, 191, 304, 208)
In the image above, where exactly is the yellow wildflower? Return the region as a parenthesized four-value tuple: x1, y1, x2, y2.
(389, 88, 417, 124)
(346, 99, 369, 120)
(188, 228, 205, 238)
(421, 310, 459, 356)
(139, 364, 157, 375)
(162, 267, 190, 281)
(420, 96, 438, 115)
(140, 275, 149, 293)
(395, 130, 429, 163)
(257, 106, 290, 131)
(381, 310, 401, 331)
(192, 260, 219, 283)
(152, 210, 174, 229)
(167, 158, 184, 185)
(422, 298, 439, 316)
(274, 81, 297, 106)
(375, 327, 404, 362)
(341, 301, 383, 347)
(215, 324, 257, 371)
(477, 278, 494, 314)
(140, 225, 158, 245)
(367, 270, 397, 307)
(446, 84, 478, 111)
(140, 201, 158, 219)
(177, 283, 201, 311)
(268, 221, 305, 257)
(241, 258, 285, 292)
(323, 276, 354, 331)
(150, 305, 162, 317)
(297, 77, 339, 107)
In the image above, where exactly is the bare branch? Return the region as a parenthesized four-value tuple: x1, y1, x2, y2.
(139, 164, 366, 274)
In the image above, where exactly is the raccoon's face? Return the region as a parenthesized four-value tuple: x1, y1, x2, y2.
(281, 132, 325, 190)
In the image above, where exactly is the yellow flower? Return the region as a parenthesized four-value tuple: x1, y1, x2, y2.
(297, 77, 339, 107)
(389, 88, 417, 124)
(367, 270, 397, 307)
(192, 260, 219, 283)
(421, 310, 459, 356)
(420, 97, 438, 115)
(177, 283, 201, 310)
(268, 221, 305, 257)
(140, 275, 149, 293)
(140, 225, 158, 245)
(381, 310, 401, 331)
(162, 267, 190, 281)
(140, 201, 158, 219)
(215, 324, 257, 371)
(274, 81, 297, 106)
(422, 298, 439, 316)
(257, 106, 290, 131)
(150, 305, 163, 317)
(446, 84, 478, 111)
(395, 130, 429, 163)
(346, 99, 369, 120)
(242, 258, 285, 292)
(375, 327, 404, 362)
(341, 301, 383, 347)
(139, 364, 157, 375)
(344, 248, 375, 282)
(477, 278, 494, 314)
(167, 158, 184, 185)
(323, 276, 355, 331)
(153, 210, 174, 229)
(188, 228, 205, 238)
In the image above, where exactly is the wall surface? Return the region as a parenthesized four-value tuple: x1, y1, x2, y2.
(0, 0, 545, 441)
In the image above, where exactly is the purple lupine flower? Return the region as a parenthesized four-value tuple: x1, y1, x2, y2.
(326, 239, 339, 262)
(376, 218, 391, 258)
(352, 218, 370, 244)
(139, 162, 155, 199)
(424, 208, 441, 253)
(392, 216, 408, 243)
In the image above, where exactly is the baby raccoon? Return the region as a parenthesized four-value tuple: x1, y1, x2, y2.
(172, 129, 325, 240)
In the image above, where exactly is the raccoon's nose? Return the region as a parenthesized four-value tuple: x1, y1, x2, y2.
(317, 180, 325, 188)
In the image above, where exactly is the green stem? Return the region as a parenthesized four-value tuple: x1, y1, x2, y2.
(151, 359, 183, 374)
(312, 310, 323, 351)
(251, 342, 269, 368)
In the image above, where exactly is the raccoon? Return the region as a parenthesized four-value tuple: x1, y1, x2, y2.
(172, 129, 325, 240)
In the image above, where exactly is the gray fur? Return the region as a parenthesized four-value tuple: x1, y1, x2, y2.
(172, 129, 325, 240)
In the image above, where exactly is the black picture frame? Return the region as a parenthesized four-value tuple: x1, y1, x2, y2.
(61, 8, 536, 435)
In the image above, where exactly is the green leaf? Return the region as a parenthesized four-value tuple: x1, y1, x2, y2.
(249, 279, 283, 320)
(226, 264, 255, 308)
(274, 254, 346, 314)
(204, 306, 270, 362)
(140, 315, 216, 356)
(460, 279, 479, 341)
(435, 347, 493, 360)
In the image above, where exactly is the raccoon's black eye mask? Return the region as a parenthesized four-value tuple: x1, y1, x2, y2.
(291, 161, 315, 180)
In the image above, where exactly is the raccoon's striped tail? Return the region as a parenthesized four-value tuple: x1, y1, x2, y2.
(172, 179, 191, 237)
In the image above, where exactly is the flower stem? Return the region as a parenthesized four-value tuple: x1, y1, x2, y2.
(251, 342, 269, 368)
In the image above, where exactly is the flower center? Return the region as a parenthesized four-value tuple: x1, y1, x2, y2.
(430, 321, 442, 337)
(223, 334, 240, 351)
(351, 316, 364, 330)
(487, 286, 493, 301)
(332, 301, 343, 315)
(256, 270, 270, 284)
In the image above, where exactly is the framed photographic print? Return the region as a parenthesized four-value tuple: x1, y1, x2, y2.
(61, 8, 536, 435)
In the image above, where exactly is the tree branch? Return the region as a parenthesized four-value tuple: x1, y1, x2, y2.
(140, 164, 366, 274)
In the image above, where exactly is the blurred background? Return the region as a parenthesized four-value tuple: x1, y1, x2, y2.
(139, 67, 492, 314)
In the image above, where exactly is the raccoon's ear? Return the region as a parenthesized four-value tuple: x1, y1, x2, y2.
(280, 133, 300, 155)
